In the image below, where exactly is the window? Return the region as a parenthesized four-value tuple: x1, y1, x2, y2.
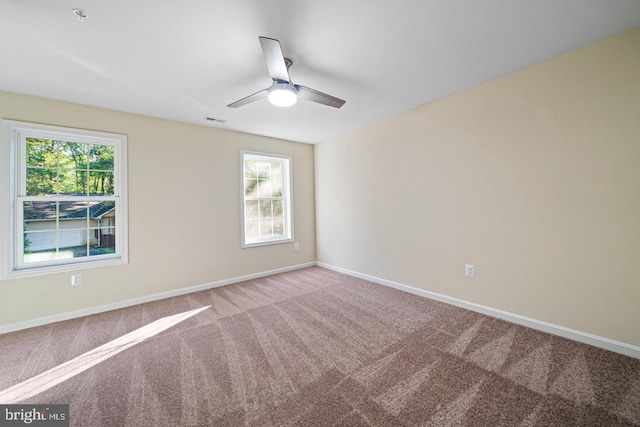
(241, 151, 293, 247)
(1, 120, 128, 278)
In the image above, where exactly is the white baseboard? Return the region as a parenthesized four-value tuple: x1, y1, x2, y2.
(0, 262, 316, 335)
(317, 262, 640, 360)
(5, 260, 639, 360)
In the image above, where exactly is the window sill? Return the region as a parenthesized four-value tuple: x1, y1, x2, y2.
(2, 257, 127, 280)
(242, 237, 294, 249)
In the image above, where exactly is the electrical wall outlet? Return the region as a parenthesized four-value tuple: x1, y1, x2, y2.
(294, 243, 299, 251)
(71, 274, 82, 286)
(464, 264, 475, 277)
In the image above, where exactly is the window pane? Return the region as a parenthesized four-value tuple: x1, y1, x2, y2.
(58, 169, 87, 195)
(58, 141, 85, 170)
(259, 220, 273, 236)
(272, 200, 284, 218)
(26, 138, 57, 168)
(59, 201, 88, 222)
(245, 201, 258, 219)
(259, 201, 272, 219)
(271, 180, 283, 197)
(246, 219, 259, 239)
(90, 200, 116, 218)
(270, 162, 282, 180)
(23, 245, 74, 264)
(23, 229, 83, 264)
(88, 145, 114, 171)
(24, 201, 58, 225)
(245, 179, 257, 197)
(23, 229, 56, 256)
(59, 229, 86, 250)
(257, 162, 271, 179)
(23, 230, 33, 254)
(244, 160, 257, 178)
(257, 180, 271, 198)
(26, 168, 57, 196)
(273, 218, 284, 235)
(89, 171, 114, 195)
(58, 141, 87, 169)
(94, 225, 116, 250)
(91, 232, 116, 255)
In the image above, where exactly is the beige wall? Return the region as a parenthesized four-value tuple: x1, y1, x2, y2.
(0, 91, 315, 327)
(315, 29, 640, 346)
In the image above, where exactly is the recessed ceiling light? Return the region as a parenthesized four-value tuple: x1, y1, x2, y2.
(73, 9, 88, 21)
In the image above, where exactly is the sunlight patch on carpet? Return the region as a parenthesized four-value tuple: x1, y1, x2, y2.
(0, 306, 210, 404)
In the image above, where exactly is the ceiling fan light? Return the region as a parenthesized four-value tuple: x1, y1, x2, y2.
(268, 85, 297, 107)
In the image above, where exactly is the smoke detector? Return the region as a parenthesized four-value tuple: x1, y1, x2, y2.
(73, 9, 88, 21)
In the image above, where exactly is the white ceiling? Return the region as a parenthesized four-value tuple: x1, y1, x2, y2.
(1, 1, 639, 144)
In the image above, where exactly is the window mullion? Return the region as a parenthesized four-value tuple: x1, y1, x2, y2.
(20, 195, 118, 202)
(17, 131, 27, 197)
(55, 200, 60, 254)
(15, 196, 24, 268)
(55, 140, 60, 196)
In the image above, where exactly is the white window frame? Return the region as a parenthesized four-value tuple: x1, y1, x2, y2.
(1, 120, 128, 279)
(240, 151, 293, 248)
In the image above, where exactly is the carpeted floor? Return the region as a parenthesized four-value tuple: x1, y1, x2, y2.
(1, 266, 639, 426)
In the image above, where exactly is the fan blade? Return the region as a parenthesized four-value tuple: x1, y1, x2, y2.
(294, 85, 345, 108)
(227, 88, 269, 108)
(259, 36, 290, 83)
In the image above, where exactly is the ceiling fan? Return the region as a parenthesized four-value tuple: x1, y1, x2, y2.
(227, 36, 346, 109)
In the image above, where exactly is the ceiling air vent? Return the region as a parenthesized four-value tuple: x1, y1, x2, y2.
(205, 117, 227, 124)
